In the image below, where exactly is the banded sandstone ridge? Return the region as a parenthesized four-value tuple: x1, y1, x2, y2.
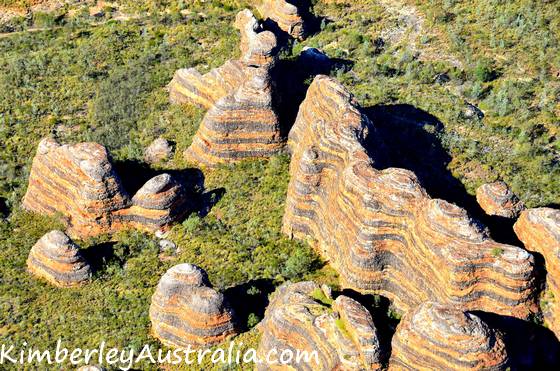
(256, 0, 309, 40)
(168, 9, 283, 166)
(514, 208, 560, 338)
(390, 302, 509, 370)
(149, 264, 237, 348)
(22, 138, 188, 238)
(27, 230, 91, 287)
(282, 75, 537, 318)
(476, 181, 525, 218)
(257, 281, 383, 370)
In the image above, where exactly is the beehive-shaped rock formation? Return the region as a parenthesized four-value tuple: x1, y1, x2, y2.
(257, 281, 383, 370)
(282, 75, 537, 319)
(22, 138, 188, 238)
(256, 0, 310, 40)
(27, 230, 91, 287)
(476, 181, 524, 218)
(168, 9, 283, 167)
(149, 264, 237, 348)
(390, 302, 509, 370)
(514, 208, 560, 338)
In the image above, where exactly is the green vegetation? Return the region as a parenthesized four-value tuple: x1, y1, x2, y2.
(491, 247, 504, 257)
(310, 287, 334, 307)
(0, 0, 558, 369)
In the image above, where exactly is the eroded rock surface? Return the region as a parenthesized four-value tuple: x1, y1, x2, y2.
(476, 181, 524, 218)
(257, 0, 310, 40)
(169, 9, 283, 166)
(22, 137, 189, 238)
(390, 302, 509, 370)
(149, 264, 237, 348)
(27, 230, 91, 287)
(514, 207, 560, 338)
(144, 138, 173, 164)
(282, 75, 537, 319)
(257, 281, 383, 370)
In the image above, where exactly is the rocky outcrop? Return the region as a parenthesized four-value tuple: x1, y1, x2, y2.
(27, 230, 91, 287)
(144, 138, 173, 164)
(476, 181, 524, 218)
(257, 281, 383, 370)
(169, 9, 283, 167)
(149, 264, 237, 348)
(282, 75, 537, 319)
(514, 208, 560, 338)
(22, 138, 189, 238)
(390, 302, 509, 370)
(256, 0, 310, 40)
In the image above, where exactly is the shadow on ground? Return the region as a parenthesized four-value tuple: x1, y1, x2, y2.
(339, 289, 399, 367)
(472, 311, 560, 369)
(224, 278, 276, 332)
(113, 159, 225, 220)
(363, 104, 522, 246)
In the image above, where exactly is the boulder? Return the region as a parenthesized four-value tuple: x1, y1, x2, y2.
(514, 208, 560, 338)
(476, 181, 524, 218)
(257, 281, 383, 370)
(27, 230, 91, 287)
(149, 264, 238, 348)
(144, 138, 173, 163)
(390, 302, 509, 370)
(282, 75, 537, 319)
(23, 138, 189, 238)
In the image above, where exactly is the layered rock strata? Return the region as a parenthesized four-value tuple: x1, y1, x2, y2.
(168, 9, 283, 166)
(257, 281, 383, 370)
(149, 264, 237, 348)
(282, 75, 537, 319)
(476, 181, 524, 218)
(22, 138, 188, 238)
(27, 230, 91, 287)
(514, 208, 560, 338)
(390, 302, 509, 370)
(256, 0, 309, 40)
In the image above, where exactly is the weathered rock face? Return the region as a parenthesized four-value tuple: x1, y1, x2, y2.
(476, 181, 524, 218)
(27, 230, 91, 287)
(514, 208, 560, 338)
(168, 9, 283, 167)
(283, 75, 537, 319)
(257, 281, 383, 370)
(22, 138, 188, 238)
(149, 264, 237, 348)
(257, 0, 309, 40)
(390, 302, 509, 370)
(144, 138, 173, 164)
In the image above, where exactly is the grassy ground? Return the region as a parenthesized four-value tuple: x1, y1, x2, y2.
(0, 0, 558, 369)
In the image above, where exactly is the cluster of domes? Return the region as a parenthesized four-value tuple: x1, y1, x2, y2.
(19, 1, 560, 368)
(23, 138, 189, 239)
(282, 75, 537, 319)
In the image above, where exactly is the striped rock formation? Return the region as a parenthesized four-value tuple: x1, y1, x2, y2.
(257, 281, 383, 370)
(476, 181, 525, 218)
(514, 208, 560, 338)
(27, 230, 91, 287)
(282, 75, 537, 319)
(390, 302, 509, 370)
(168, 9, 283, 166)
(22, 138, 188, 238)
(149, 264, 237, 348)
(257, 0, 309, 40)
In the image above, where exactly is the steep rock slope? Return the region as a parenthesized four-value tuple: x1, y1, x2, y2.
(23, 138, 188, 238)
(282, 75, 537, 319)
